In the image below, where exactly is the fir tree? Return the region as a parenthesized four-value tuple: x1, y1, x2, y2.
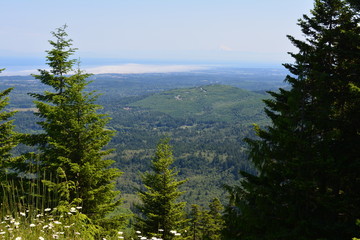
(0, 69, 16, 172)
(25, 26, 122, 223)
(136, 139, 187, 240)
(188, 199, 225, 240)
(347, 0, 360, 10)
(0, 68, 20, 204)
(204, 198, 224, 240)
(189, 204, 203, 240)
(0, 69, 18, 176)
(224, 0, 360, 239)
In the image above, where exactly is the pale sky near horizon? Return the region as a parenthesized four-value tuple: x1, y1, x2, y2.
(0, 0, 314, 73)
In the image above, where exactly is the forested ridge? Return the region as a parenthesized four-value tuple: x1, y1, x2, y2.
(7, 81, 266, 209)
(1, 0, 360, 239)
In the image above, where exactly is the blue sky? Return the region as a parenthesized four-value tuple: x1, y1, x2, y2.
(0, 0, 314, 74)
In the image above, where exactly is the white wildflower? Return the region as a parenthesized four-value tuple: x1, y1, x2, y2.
(0, 232, 5, 235)
(30, 223, 36, 227)
(39, 237, 45, 240)
(44, 208, 51, 212)
(53, 221, 62, 225)
(20, 212, 26, 216)
(15, 237, 22, 240)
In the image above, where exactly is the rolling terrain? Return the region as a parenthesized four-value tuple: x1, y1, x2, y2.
(2, 69, 278, 207)
(107, 84, 269, 207)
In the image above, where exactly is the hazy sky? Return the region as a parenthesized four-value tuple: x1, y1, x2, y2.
(1, 0, 314, 72)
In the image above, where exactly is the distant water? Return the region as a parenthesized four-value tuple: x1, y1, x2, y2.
(0, 57, 284, 76)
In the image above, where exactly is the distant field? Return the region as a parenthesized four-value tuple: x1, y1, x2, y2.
(11, 107, 38, 112)
(130, 84, 267, 124)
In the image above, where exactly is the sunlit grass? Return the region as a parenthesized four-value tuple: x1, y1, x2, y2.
(0, 207, 86, 239)
(0, 183, 184, 239)
(1, 177, 115, 239)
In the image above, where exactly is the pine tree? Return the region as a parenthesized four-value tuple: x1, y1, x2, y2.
(136, 139, 187, 240)
(0, 69, 17, 177)
(204, 198, 224, 240)
(0, 68, 20, 206)
(347, 0, 360, 10)
(189, 204, 203, 240)
(224, 0, 360, 239)
(188, 199, 225, 240)
(25, 26, 122, 223)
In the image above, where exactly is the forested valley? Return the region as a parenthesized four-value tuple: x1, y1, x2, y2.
(3, 69, 281, 209)
(1, 0, 360, 239)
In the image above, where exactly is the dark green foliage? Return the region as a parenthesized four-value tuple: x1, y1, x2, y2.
(0, 68, 22, 216)
(24, 26, 122, 225)
(136, 139, 187, 240)
(206, 198, 225, 240)
(0, 68, 18, 182)
(189, 204, 203, 240)
(188, 198, 225, 240)
(347, 0, 360, 10)
(224, 0, 360, 239)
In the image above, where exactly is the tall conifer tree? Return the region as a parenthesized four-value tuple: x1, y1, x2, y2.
(189, 204, 203, 240)
(224, 0, 360, 239)
(0, 69, 18, 181)
(136, 139, 187, 240)
(189, 198, 225, 240)
(0, 68, 19, 204)
(26, 26, 121, 222)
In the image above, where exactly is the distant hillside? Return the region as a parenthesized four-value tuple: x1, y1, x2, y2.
(130, 84, 267, 124)
(10, 81, 271, 208)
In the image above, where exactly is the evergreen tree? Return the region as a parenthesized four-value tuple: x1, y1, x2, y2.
(0, 68, 21, 209)
(347, 0, 360, 10)
(25, 26, 122, 223)
(204, 198, 224, 240)
(189, 204, 203, 240)
(224, 0, 360, 239)
(136, 139, 187, 240)
(0, 68, 18, 184)
(189, 199, 225, 240)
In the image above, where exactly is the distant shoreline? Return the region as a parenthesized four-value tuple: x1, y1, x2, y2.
(0, 57, 285, 76)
